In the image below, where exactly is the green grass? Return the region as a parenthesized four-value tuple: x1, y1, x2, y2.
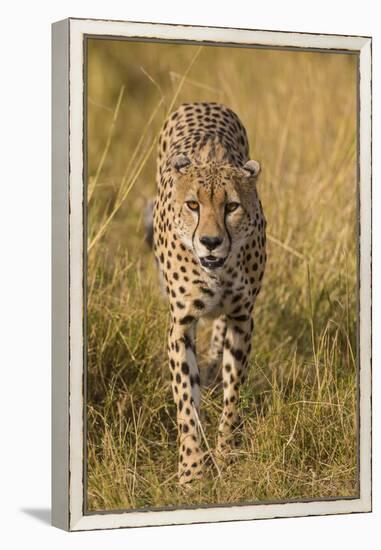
(86, 39, 358, 511)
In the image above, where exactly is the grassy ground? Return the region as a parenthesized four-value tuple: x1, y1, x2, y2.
(86, 39, 358, 511)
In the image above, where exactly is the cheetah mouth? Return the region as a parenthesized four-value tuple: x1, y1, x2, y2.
(200, 255, 226, 269)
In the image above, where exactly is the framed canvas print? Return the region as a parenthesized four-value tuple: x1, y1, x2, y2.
(52, 18, 372, 531)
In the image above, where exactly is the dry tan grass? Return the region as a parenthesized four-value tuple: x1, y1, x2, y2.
(86, 39, 358, 511)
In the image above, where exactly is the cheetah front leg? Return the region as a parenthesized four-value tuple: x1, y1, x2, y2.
(217, 316, 253, 457)
(203, 316, 227, 388)
(168, 318, 205, 484)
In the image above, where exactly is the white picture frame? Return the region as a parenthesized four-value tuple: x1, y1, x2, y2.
(52, 17, 372, 531)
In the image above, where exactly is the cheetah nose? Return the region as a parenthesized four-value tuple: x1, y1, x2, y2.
(200, 236, 223, 251)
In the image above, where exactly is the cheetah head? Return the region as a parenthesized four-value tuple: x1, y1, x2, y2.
(170, 154, 261, 271)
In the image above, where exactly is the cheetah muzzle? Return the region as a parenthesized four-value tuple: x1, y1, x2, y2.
(152, 102, 266, 484)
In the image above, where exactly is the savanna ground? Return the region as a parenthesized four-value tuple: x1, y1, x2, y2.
(86, 39, 358, 511)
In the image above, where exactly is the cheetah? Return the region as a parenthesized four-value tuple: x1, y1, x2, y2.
(152, 102, 266, 484)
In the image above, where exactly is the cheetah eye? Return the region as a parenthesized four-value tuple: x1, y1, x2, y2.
(186, 201, 199, 211)
(226, 202, 240, 213)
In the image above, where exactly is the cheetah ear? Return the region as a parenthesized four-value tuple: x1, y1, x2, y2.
(242, 160, 261, 179)
(171, 154, 191, 175)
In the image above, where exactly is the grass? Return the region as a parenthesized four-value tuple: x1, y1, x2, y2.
(86, 39, 358, 511)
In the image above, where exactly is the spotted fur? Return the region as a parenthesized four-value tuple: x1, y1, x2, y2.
(152, 102, 266, 483)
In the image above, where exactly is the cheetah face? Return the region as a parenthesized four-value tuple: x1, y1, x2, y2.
(171, 155, 261, 271)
